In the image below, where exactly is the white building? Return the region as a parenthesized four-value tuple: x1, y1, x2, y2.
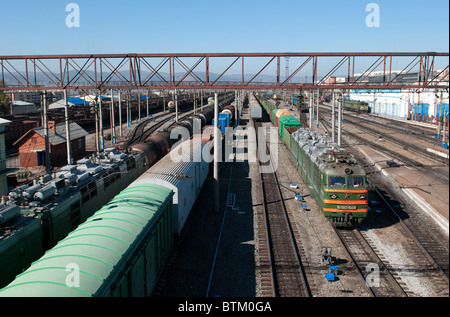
(11, 101, 35, 114)
(11, 91, 64, 105)
(343, 68, 449, 121)
(348, 90, 449, 121)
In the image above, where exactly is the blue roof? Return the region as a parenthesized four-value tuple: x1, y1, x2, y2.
(131, 95, 151, 100)
(67, 97, 87, 105)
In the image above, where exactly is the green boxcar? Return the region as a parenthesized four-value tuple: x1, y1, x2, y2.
(257, 97, 277, 119)
(278, 116, 301, 142)
(0, 216, 44, 288)
(0, 184, 174, 297)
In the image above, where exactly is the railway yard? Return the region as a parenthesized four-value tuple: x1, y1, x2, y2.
(0, 0, 448, 306)
(0, 90, 448, 298)
(149, 94, 449, 298)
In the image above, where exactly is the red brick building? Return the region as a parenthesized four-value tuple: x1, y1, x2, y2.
(13, 121, 88, 168)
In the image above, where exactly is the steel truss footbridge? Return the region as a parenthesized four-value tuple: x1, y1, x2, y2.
(0, 52, 448, 91)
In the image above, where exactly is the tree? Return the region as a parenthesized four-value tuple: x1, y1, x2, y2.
(0, 81, 11, 115)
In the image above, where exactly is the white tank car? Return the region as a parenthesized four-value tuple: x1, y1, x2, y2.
(167, 100, 175, 112)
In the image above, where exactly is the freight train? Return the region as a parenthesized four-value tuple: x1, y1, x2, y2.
(0, 138, 211, 297)
(249, 98, 262, 121)
(0, 149, 147, 288)
(166, 94, 213, 113)
(255, 94, 368, 226)
(0, 92, 234, 289)
(134, 92, 233, 161)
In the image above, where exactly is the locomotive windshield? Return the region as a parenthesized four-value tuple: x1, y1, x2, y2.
(348, 176, 365, 188)
(328, 175, 365, 188)
(328, 176, 346, 188)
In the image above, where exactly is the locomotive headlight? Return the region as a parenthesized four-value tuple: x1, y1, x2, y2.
(358, 194, 366, 199)
(330, 194, 338, 199)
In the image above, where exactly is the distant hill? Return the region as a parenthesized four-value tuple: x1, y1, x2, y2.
(2, 70, 314, 87)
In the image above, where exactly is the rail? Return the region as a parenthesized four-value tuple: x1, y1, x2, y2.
(254, 119, 311, 297)
(320, 114, 449, 291)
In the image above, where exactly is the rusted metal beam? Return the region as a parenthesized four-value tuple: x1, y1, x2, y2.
(210, 56, 240, 87)
(0, 82, 447, 91)
(1, 52, 447, 59)
(0, 52, 447, 91)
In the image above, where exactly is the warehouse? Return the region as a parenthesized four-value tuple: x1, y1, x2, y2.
(348, 89, 449, 123)
(13, 121, 88, 168)
(11, 101, 34, 115)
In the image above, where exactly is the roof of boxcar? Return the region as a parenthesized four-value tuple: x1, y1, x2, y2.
(279, 115, 300, 125)
(133, 140, 207, 185)
(131, 139, 208, 203)
(275, 109, 291, 118)
(0, 184, 173, 297)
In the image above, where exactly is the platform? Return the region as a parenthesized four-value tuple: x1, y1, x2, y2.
(358, 145, 449, 233)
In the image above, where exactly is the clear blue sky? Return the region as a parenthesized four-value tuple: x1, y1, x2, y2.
(0, 0, 448, 55)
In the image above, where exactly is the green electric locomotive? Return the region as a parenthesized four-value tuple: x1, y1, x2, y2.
(344, 100, 370, 113)
(284, 128, 368, 226)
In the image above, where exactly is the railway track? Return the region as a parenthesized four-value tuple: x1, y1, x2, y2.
(320, 103, 444, 144)
(335, 228, 409, 297)
(364, 177, 449, 295)
(254, 120, 311, 297)
(125, 92, 223, 146)
(320, 116, 449, 296)
(371, 183, 450, 281)
(319, 110, 426, 168)
(319, 103, 448, 165)
(349, 113, 445, 146)
(125, 110, 194, 146)
(340, 115, 449, 166)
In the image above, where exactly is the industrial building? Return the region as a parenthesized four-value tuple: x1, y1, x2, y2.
(10, 101, 34, 115)
(11, 91, 64, 105)
(13, 121, 88, 168)
(342, 69, 450, 123)
(348, 89, 449, 122)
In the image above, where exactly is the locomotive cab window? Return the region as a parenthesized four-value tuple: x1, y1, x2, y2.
(348, 176, 365, 188)
(328, 176, 346, 188)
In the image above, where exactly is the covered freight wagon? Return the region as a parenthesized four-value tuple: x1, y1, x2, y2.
(274, 109, 291, 127)
(131, 140, 210, 235)
(271, 108, 278, 124)
(212, 117, 227, 134)
(250, 104, 262, 120)
(0, 184, 174, 297)
(278, 116, 301, 141)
